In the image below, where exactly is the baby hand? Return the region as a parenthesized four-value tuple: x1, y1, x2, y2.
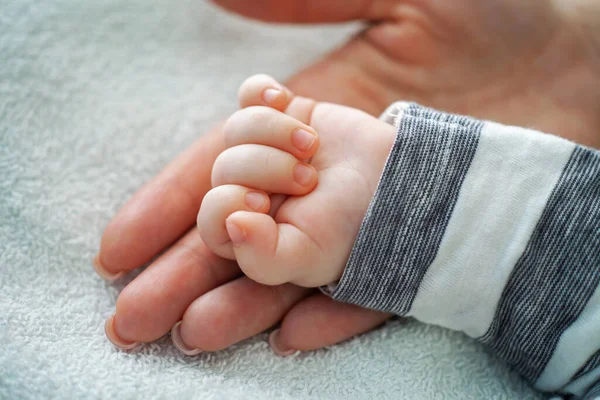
(198, 75, 396, 287)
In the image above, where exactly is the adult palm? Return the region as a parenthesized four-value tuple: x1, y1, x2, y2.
(97, 0, 600, 352)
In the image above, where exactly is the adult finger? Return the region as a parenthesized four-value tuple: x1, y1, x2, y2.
(171, 277, 311, 354)
(95, 126, 226, 279)
(269, 293, 392, 354)
(104, 229, 241, 347)
(211, 0, 394, 24)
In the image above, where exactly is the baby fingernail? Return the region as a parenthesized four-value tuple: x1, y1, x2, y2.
(293, 163, 315, 186)
(291, 129, 316, 152)
(268, 329, 296, 357)
(262, 88, 281, 105)
(245, 191, 268, 211)
(93, 254, 124, 281)
(171, 321, 203, 356)
(226, 220, 246, 245)
(104, 315, 140, 350)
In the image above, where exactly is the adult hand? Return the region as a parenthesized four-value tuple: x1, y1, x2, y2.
(96, 0, 600, 353)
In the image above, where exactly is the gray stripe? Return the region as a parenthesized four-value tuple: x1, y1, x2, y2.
(480, 146, 600, 382)
(331, 104, 483, 314)
(575, 350, 600, 382)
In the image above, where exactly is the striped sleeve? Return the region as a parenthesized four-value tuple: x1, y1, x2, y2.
(328, 103, 600, 398)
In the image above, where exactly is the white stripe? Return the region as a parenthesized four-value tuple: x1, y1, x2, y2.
(378, 101, 410, 128)
(536, 284, 600, 391)
(407, 122, 575, 338)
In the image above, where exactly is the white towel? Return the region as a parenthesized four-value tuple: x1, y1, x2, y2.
(0, 1, 541, 398)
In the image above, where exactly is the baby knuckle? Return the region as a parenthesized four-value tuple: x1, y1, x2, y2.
(245, 106, 277, 127)
(222, 111, 244, 146)
(211, 151, 231, 185)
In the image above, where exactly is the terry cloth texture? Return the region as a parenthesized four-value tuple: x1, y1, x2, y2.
(331, 103, 600, 398)
(1, 2, 540, 399)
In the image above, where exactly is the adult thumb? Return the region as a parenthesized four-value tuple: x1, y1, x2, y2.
(211, 0, 390, 24)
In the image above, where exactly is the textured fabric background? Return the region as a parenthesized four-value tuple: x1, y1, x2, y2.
(0, 1, 541, 399)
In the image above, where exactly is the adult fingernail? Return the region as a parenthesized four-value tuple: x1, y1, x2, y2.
(291, 129, 316, 152)
(226, 220, 246, 245)
(262, 88, 281, 105)
(268, 329, 296, 357)
(104, 315, 140, 350)
(93, 255, 124, 281)
(245, 191, 268, 211)
(293, 163, 315, 186)
(171, 321, 203, 356)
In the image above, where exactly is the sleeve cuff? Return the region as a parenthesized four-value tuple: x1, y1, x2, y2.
(324, 103, 484, 315)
